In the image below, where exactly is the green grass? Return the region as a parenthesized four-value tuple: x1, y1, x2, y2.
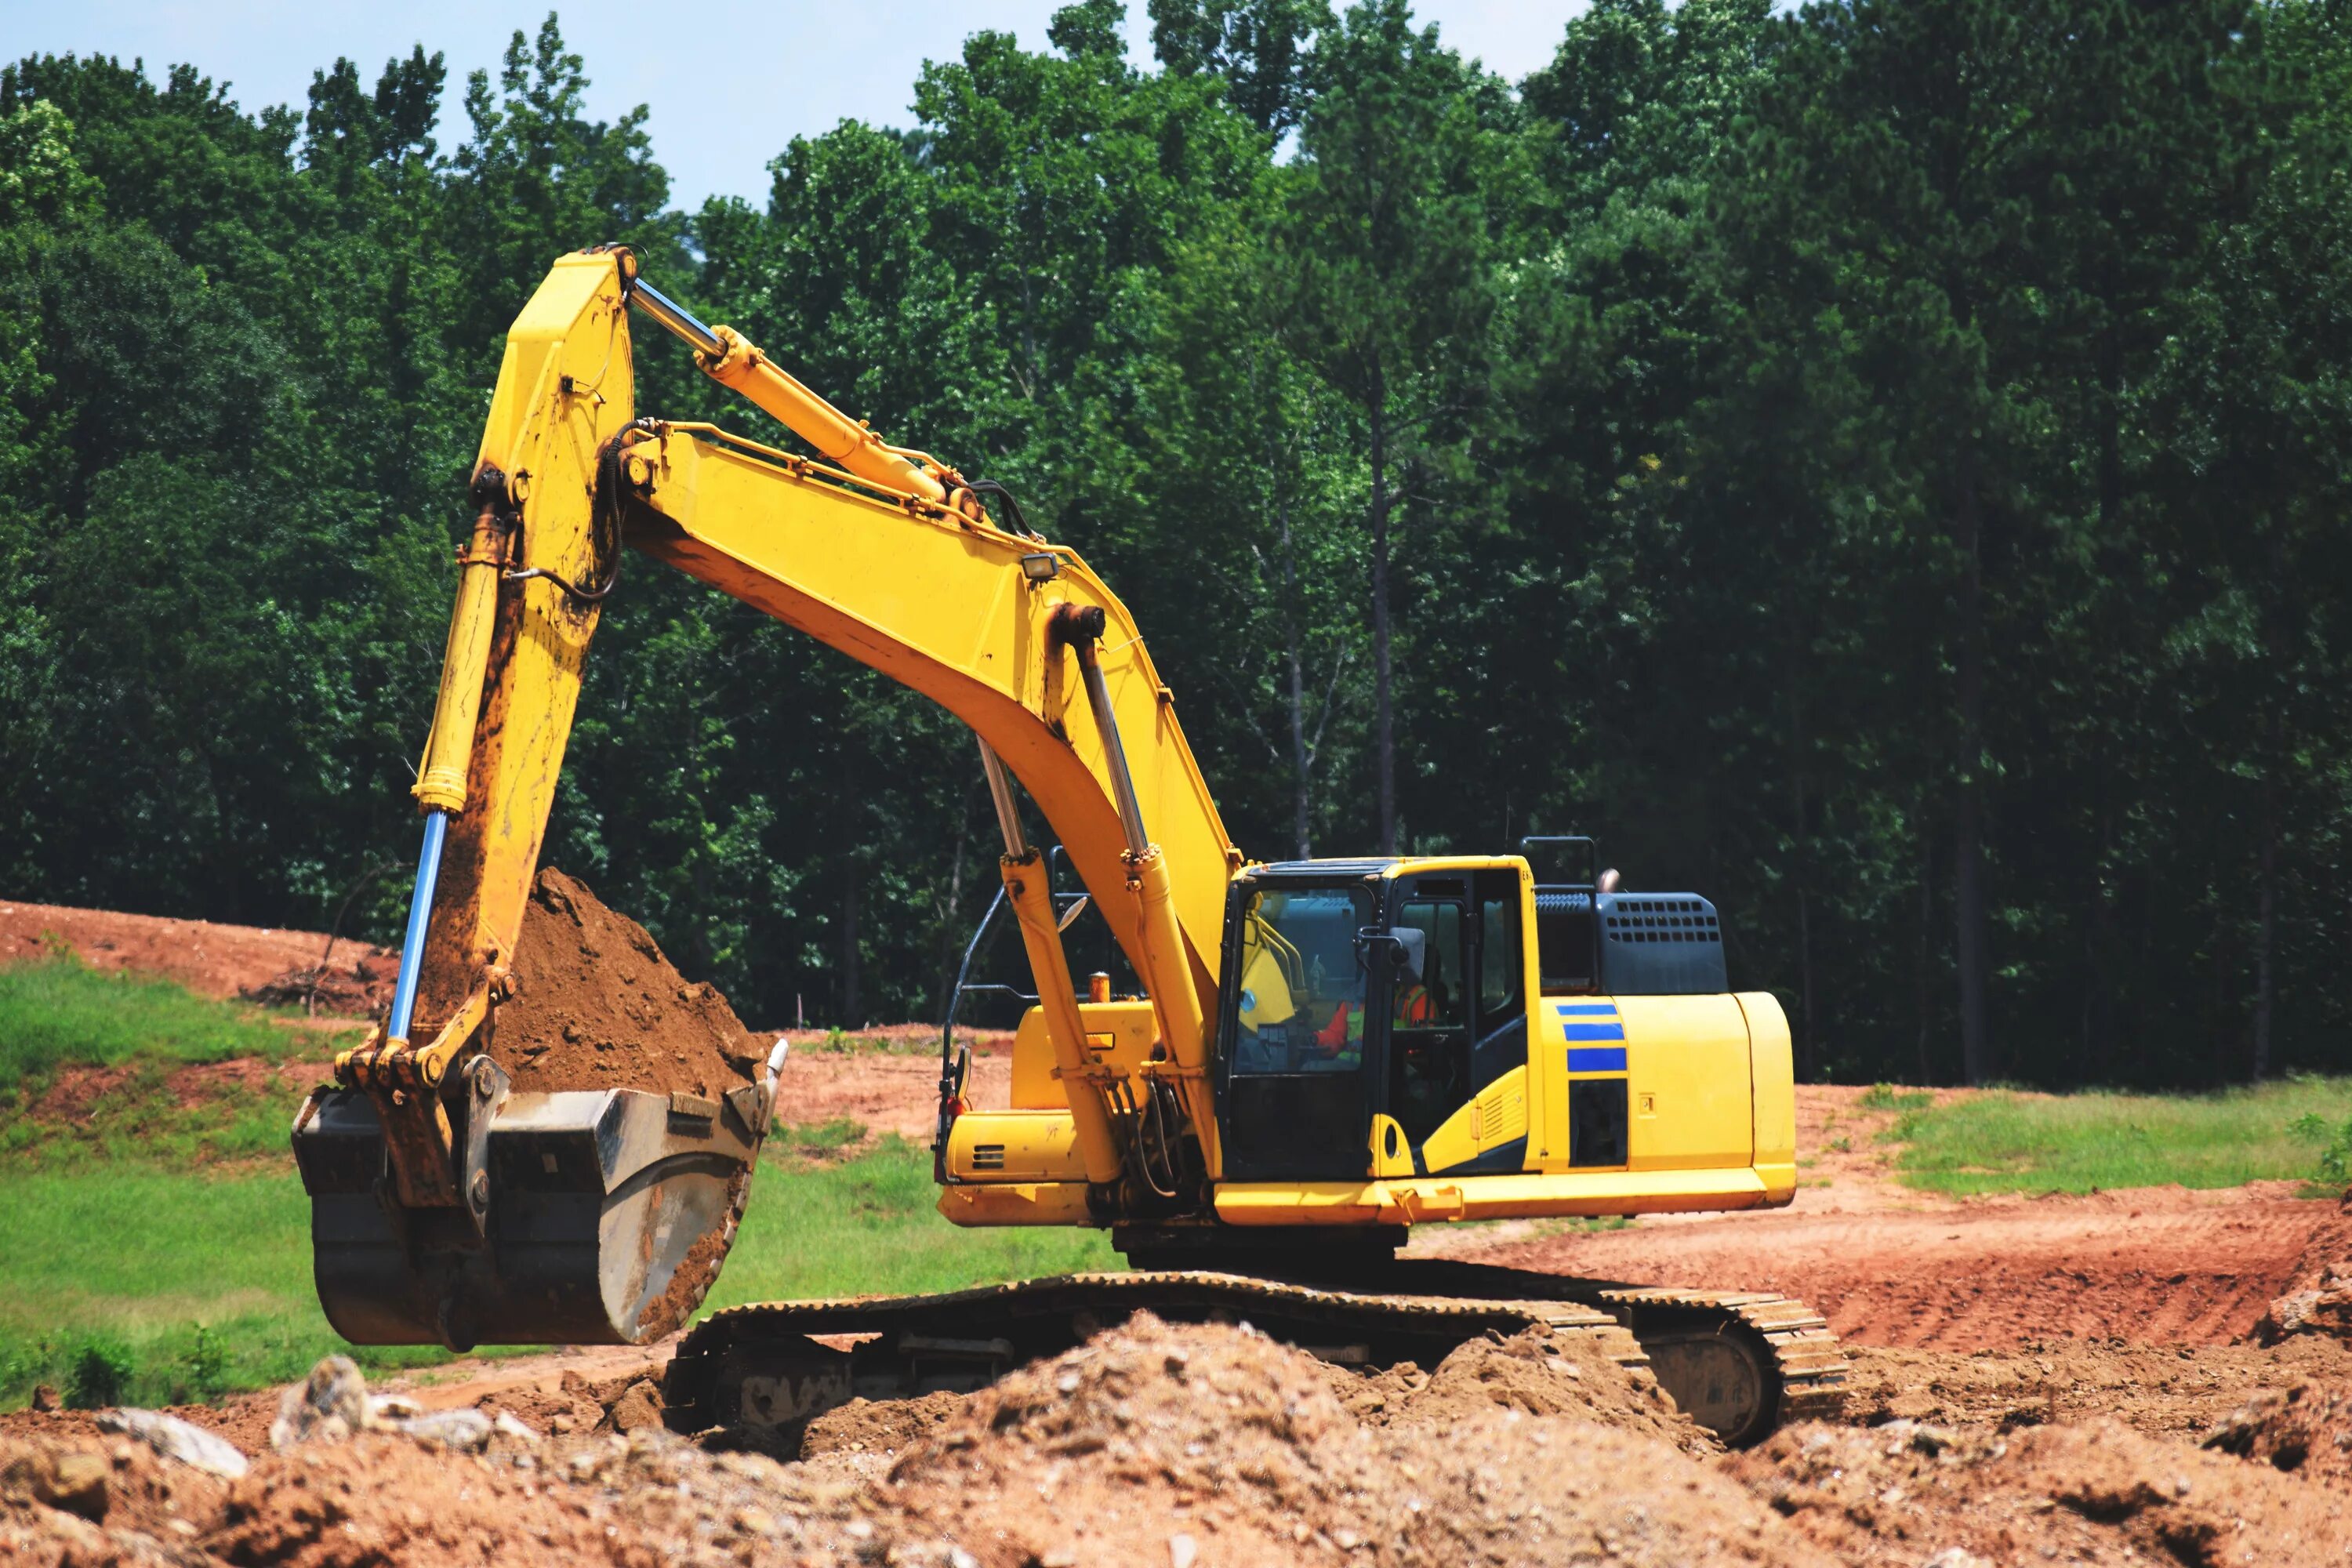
(1886, 1076, 2352, 1196)
(0, 1140, 1116, 1410)
(0, 956, 361, 1171)
(0, 958, 1113, 1410)
(710, 1137, 1117, 1307)
(0, 956, 345, 1093)
(0, 1171, 452, 1407)
(1856, 1083, 1934, 1114)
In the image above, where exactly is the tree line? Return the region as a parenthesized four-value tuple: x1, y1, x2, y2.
(3, 0, 2349, 1087)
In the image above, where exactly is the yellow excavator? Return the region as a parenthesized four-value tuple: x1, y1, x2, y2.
(291, 247, 1845, 1445)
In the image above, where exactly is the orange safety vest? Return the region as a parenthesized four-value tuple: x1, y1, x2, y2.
(1395, 982, 1433, 1025)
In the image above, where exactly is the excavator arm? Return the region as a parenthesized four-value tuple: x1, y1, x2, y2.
(295, 248, 1240, 1348)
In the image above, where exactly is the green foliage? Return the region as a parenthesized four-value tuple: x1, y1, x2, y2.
(1857, 1084, 1933, 1114)
(1887, 1079, 2352, 1195)
(4, 1, 2352, 1087)
(66, 1338, 132, 1409)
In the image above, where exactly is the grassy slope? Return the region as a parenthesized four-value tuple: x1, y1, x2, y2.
(0, 957, 312, 1091)
(1887, 1076, 2352, 1196)
(0, 956, 1112, 1408)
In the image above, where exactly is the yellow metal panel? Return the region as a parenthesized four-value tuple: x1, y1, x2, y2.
(944, 1109, 1088, 1184)
(1618, 993, 1754, 1171)
(1737, 992, 1798, 1206)
(626, 432, 1237, 1013)
(1007, 1000, 1159, 1109)
(1474, 1065, 1530, 1149)
(1418, 1100, 1479, 1175)
(1419, 1066, 1531, 1176)
(1213, 1166, 1774, 1228)
(1367, 1114, 1414, 1178)
(936, 1181, 1095, 1227)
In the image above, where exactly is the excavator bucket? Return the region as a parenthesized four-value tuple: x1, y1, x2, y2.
(292, 1078, 769, 1349)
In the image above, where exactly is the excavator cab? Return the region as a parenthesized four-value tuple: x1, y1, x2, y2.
(1214, 860, 1534, 1186)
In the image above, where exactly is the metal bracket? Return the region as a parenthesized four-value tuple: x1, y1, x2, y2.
(454, 1054, 509, 1238)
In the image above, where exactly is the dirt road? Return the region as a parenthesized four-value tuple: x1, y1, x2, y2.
(1472, 1181, 2321, 1350)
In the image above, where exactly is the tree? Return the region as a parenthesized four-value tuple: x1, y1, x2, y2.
(1281, 0, 1504, 853)
(1149, 0, 1330, 139)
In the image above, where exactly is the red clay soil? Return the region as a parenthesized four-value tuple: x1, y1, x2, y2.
(0, 896, 394, 1014)
(1475, 1181, 2324, 1351)
(886, 1313, 1818, 1568)
(25, 1057, 337, 1129)
(772, 1045, 1010, 1139)
(1839, 1334, 2352, 1440)
(1732, 1414, 2352, 1567)
(494, 869, 762, 1100)
(30, 1319, 2352, 1566)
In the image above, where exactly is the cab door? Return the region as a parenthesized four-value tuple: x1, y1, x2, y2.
(1216, 881, 1379, 1181)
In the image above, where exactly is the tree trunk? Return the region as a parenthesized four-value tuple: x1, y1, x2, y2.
(840, 861, 862, 1028)
(2082, 787, 2116, 1083)
(1796, 887, 1818, 1082)
(2253, 708, 2280, 1081)
(1953, 453, 1992, 1086)
(1788, 657, 1816, 1080)
(1915, 828, 1936, 1085)
(936, 797, 971, 1019)
(1369, 385, 1396, 855)
(1281, 499, 1313, 859)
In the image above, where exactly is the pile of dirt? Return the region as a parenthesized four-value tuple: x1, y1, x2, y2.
(495, 869, 764, 1098)
(2, 1381, 918, 1568)
(1329, 1323, 1713, 1453)
(2255, 1195, 2352, 1345)
(2201, 1379, 2352, 1489)
(802, 1391, 971, 1459)
(1731, 1415, 2352, 1566)
(241, 952, 398, 1017)
(883, 1312, 1816, 1568)
(0, 897, 396, 1011)
(2, 1428, 237, 1563)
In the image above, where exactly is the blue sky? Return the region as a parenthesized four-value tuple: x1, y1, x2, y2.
(7, 1, 1589, 209)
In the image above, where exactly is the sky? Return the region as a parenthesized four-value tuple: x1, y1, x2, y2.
(7, 1, 1588, 210)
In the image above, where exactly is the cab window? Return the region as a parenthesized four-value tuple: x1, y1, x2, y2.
(1230, 885, 1376, 1075)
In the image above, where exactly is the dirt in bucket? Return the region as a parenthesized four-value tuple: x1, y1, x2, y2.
(493, 869, 765, 1098)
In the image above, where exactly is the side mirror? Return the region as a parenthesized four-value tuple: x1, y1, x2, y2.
(1354, 926, 1427, 979)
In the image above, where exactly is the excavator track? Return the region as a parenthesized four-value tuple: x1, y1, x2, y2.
(662, 1266, 1845, 1448)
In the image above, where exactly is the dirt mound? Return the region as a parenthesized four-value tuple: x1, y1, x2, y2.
(495, 869, 762, 1098)
(1733, 1415, 2352, 1566)
(0, 897, 394, 1013)
(1327, 1325, 1712, 1452)
(3, 1429, 238, 1565)
(883, 1312, 1820, 1568)
(2201, 1379, 2352, 1488)
(241, 953, 398, 1018)
(2254, 1196, 2352, 1344)
(802, 1391, 970, 1458)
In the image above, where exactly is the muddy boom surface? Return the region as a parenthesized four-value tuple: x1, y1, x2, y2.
(662, 1265, 1846, 1448)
